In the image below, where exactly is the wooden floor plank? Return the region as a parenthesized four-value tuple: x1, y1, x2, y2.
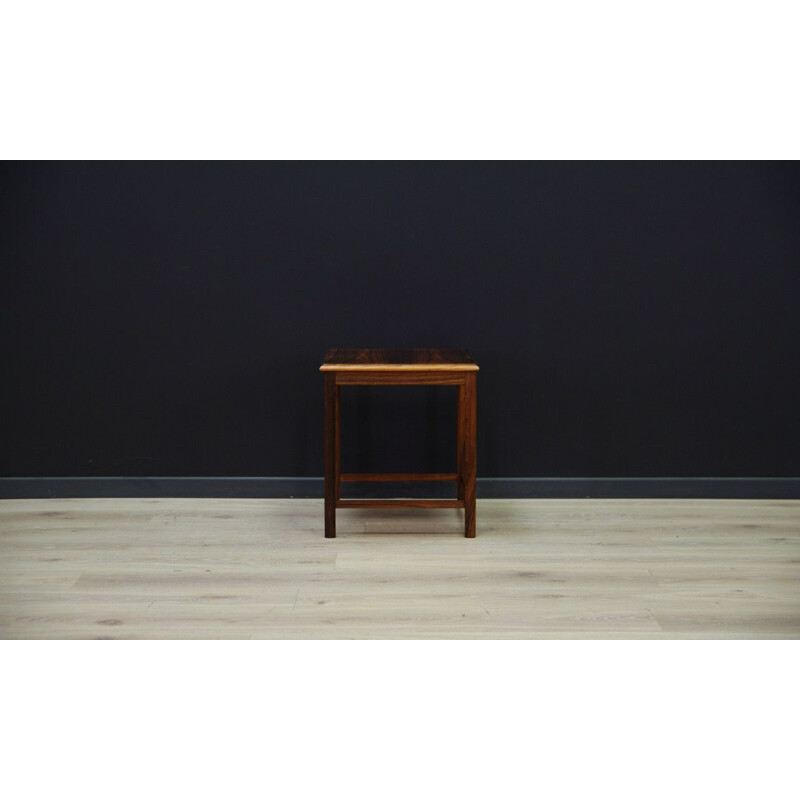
(1, 498, 798, 639)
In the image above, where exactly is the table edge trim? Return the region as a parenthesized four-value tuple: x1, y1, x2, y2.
(319, 364, 479, 372)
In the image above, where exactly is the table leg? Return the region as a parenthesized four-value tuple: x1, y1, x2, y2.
(335, 384, 341, 501)
(457, 385, 464, 502)
(324, 374, 338, 538)
(459, 373, 477, 538)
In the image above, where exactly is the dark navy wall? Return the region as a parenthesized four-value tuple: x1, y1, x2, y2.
(2, 161, 799, 478)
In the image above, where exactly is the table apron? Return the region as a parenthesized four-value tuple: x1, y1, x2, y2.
(333, 371, 470, 385)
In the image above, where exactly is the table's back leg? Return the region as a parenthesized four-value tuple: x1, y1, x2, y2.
(459, 373, 477, 537)
(335, 384, 341, 502)
(324, 374, 338, 538)
(457, 384, 465, 502)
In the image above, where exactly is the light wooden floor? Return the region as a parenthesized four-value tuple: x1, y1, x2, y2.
(1, 498, 799, 639)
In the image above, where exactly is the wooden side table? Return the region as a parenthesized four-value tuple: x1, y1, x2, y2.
(320, 348, 478, 538)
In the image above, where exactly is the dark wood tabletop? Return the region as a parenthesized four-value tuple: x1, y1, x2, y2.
(320, 348, 478, 371)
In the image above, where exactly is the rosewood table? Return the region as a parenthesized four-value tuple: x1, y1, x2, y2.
(320, 348, 478, 538)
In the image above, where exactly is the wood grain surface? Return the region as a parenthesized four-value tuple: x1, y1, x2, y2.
(320, 348, 479, 371)
(1, 498, 799, 639)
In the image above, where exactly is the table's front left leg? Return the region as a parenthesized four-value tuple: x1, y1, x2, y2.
(324, 373, 338, 538)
